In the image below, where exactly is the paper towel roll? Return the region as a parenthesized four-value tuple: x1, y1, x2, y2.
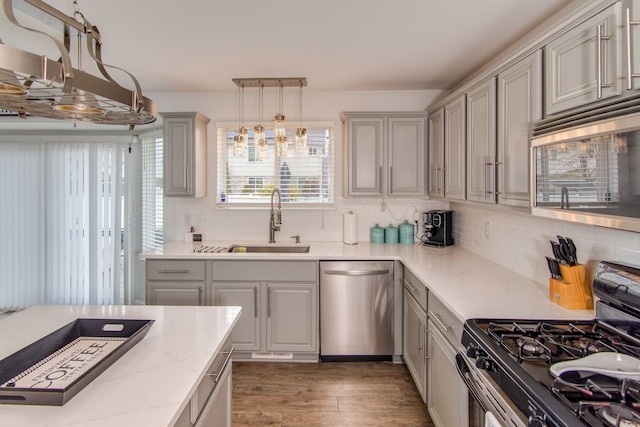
(343, 211, 358, 245)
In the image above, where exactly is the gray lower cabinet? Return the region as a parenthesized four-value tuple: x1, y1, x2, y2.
(146, 260, 206, 305)
(173, 337, 233, 427)
(403, 285, 427, 403)
(209, 260, 318, 361)
(427, 295, 468, 427)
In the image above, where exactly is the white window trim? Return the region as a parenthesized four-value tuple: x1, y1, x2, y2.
(215, 121, 336, 210)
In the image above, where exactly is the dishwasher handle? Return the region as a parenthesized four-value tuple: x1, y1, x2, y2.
(323, 269, 390, 276)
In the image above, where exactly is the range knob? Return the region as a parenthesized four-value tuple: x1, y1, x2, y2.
(466, 345, 485, 359)
(475, 356, 495, 371)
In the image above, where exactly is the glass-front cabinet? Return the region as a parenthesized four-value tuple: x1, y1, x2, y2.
(531, 113, 640, 232)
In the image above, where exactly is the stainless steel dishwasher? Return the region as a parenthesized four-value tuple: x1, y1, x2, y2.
(320, 261, 394, 361)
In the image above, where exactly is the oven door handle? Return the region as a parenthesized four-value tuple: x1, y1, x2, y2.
(455, 352, 489, 413)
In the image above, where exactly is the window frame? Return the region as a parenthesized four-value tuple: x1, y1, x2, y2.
(216, 121, 335, 209)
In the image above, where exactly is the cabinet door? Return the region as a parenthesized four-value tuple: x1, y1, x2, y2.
(628, 2, 640, 90)
(466, 79, 496, 203)
(194, 362, 232, 427)
(147, 283, 204, 306)
(427, 320, 468, 427)
(346, 117, 384, 196)
(388, 117, 426, 196)
(164, 116, 194, 197)
(545, 3, 622, 115)
(266, 283, 317, 352)
(428, 108, 445, 197)
(498, 50, 542, 208)
(403, 289, 427, 403)
(211, 283, 261, 351)
(162, 112, 209, 197)
(444, 96, 466, 200)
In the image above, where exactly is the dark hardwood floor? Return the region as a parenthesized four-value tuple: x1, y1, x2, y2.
(232, 361, 435, 426)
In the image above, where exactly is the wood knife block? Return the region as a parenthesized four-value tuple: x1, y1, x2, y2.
(549, 264, 593, 310)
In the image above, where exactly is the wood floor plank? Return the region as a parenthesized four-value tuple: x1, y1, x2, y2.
(232, 361, 434, 426)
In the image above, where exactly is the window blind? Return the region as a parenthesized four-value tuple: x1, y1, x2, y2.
(217, 124, 334, 206)
(141, 135, 164, 251)
(0, 141, 129, 308)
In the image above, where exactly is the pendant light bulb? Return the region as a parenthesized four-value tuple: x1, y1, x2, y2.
(295, 80, 308, 154)
(274, 81, 288, 155)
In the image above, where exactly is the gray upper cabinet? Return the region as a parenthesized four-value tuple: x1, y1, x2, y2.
(497, 50, 542, 207)
(466, 78, 496, 204)
(443, 96, 466, 200)
(342, 112, 427, 197)
(628, 1, 640, 90)
(161, 112, 210, 197)
(428, 108, 444, 197)
(544, 2, 622, 116)
(429, 97, 466, 200)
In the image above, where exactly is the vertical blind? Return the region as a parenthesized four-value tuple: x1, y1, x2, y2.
(0, 141, 128, 308)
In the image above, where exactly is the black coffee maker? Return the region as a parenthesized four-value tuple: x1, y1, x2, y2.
(422, 210, 454, 247)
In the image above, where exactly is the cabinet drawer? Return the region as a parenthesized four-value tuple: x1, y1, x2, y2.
(428, 296, 463, 348)
(191, 337, 233, 422)
(403, 266, 427, 311)
(212, 260, 317, 282)
(146, 260, 206, 281)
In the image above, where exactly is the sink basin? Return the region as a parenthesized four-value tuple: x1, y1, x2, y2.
(232, 244, 310, 253)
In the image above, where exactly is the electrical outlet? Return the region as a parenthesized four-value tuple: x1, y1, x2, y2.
(184, 213, 192, 226)
(484, 221, 490, 239)
(197, 214, 207, 226)
(413, 210, 420, 222)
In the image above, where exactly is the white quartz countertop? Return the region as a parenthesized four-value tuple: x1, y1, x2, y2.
(0, 304, 241, 427)
(142, 240, 595, 322)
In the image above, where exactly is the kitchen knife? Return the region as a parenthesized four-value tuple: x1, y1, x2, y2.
(546, 256, 563, 280)
(565, 237, 578, 264)
(556, 236, 575, 266)
(550, 241, 568, 265)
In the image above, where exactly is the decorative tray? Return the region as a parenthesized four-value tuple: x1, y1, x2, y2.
(0, 318, 154, 406)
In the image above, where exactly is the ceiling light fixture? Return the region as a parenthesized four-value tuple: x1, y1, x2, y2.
(0, 0, 156, 127)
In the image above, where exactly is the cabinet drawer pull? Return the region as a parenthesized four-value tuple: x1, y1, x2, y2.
(403, 278, 417, 293)
(254, 287, 258, 318)
(205, 346, 235, 383)
(158, 269, 190, 274)
(431, 312, 451, 333)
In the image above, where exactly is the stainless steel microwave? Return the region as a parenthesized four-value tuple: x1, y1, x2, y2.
(531, 112, 640, 232)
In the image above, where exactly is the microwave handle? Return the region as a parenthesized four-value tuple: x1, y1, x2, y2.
(597, 23, 612, 99)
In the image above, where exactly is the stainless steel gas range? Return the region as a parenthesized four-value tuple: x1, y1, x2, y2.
(458, 261, 640, 427)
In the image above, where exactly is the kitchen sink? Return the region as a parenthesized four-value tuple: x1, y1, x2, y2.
(232, 244, 310, 253)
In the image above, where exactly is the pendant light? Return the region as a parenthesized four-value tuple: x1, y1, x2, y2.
(0, 68, 27, 95)
(233, 84, 248, 157)
(254, 82, 268, 160)
(295, 80, 308, 154)
(274, 80, 289, 157)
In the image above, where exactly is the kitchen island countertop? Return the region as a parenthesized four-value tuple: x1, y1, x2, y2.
(0, 304, 241, 427)
(142, 240, 595, 322)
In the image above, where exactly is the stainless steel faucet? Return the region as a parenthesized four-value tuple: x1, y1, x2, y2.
(269, 188, 282, 243)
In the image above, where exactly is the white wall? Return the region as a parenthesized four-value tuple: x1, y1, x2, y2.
(150, 89, 450, 243)
(452, 202, 640, 286)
